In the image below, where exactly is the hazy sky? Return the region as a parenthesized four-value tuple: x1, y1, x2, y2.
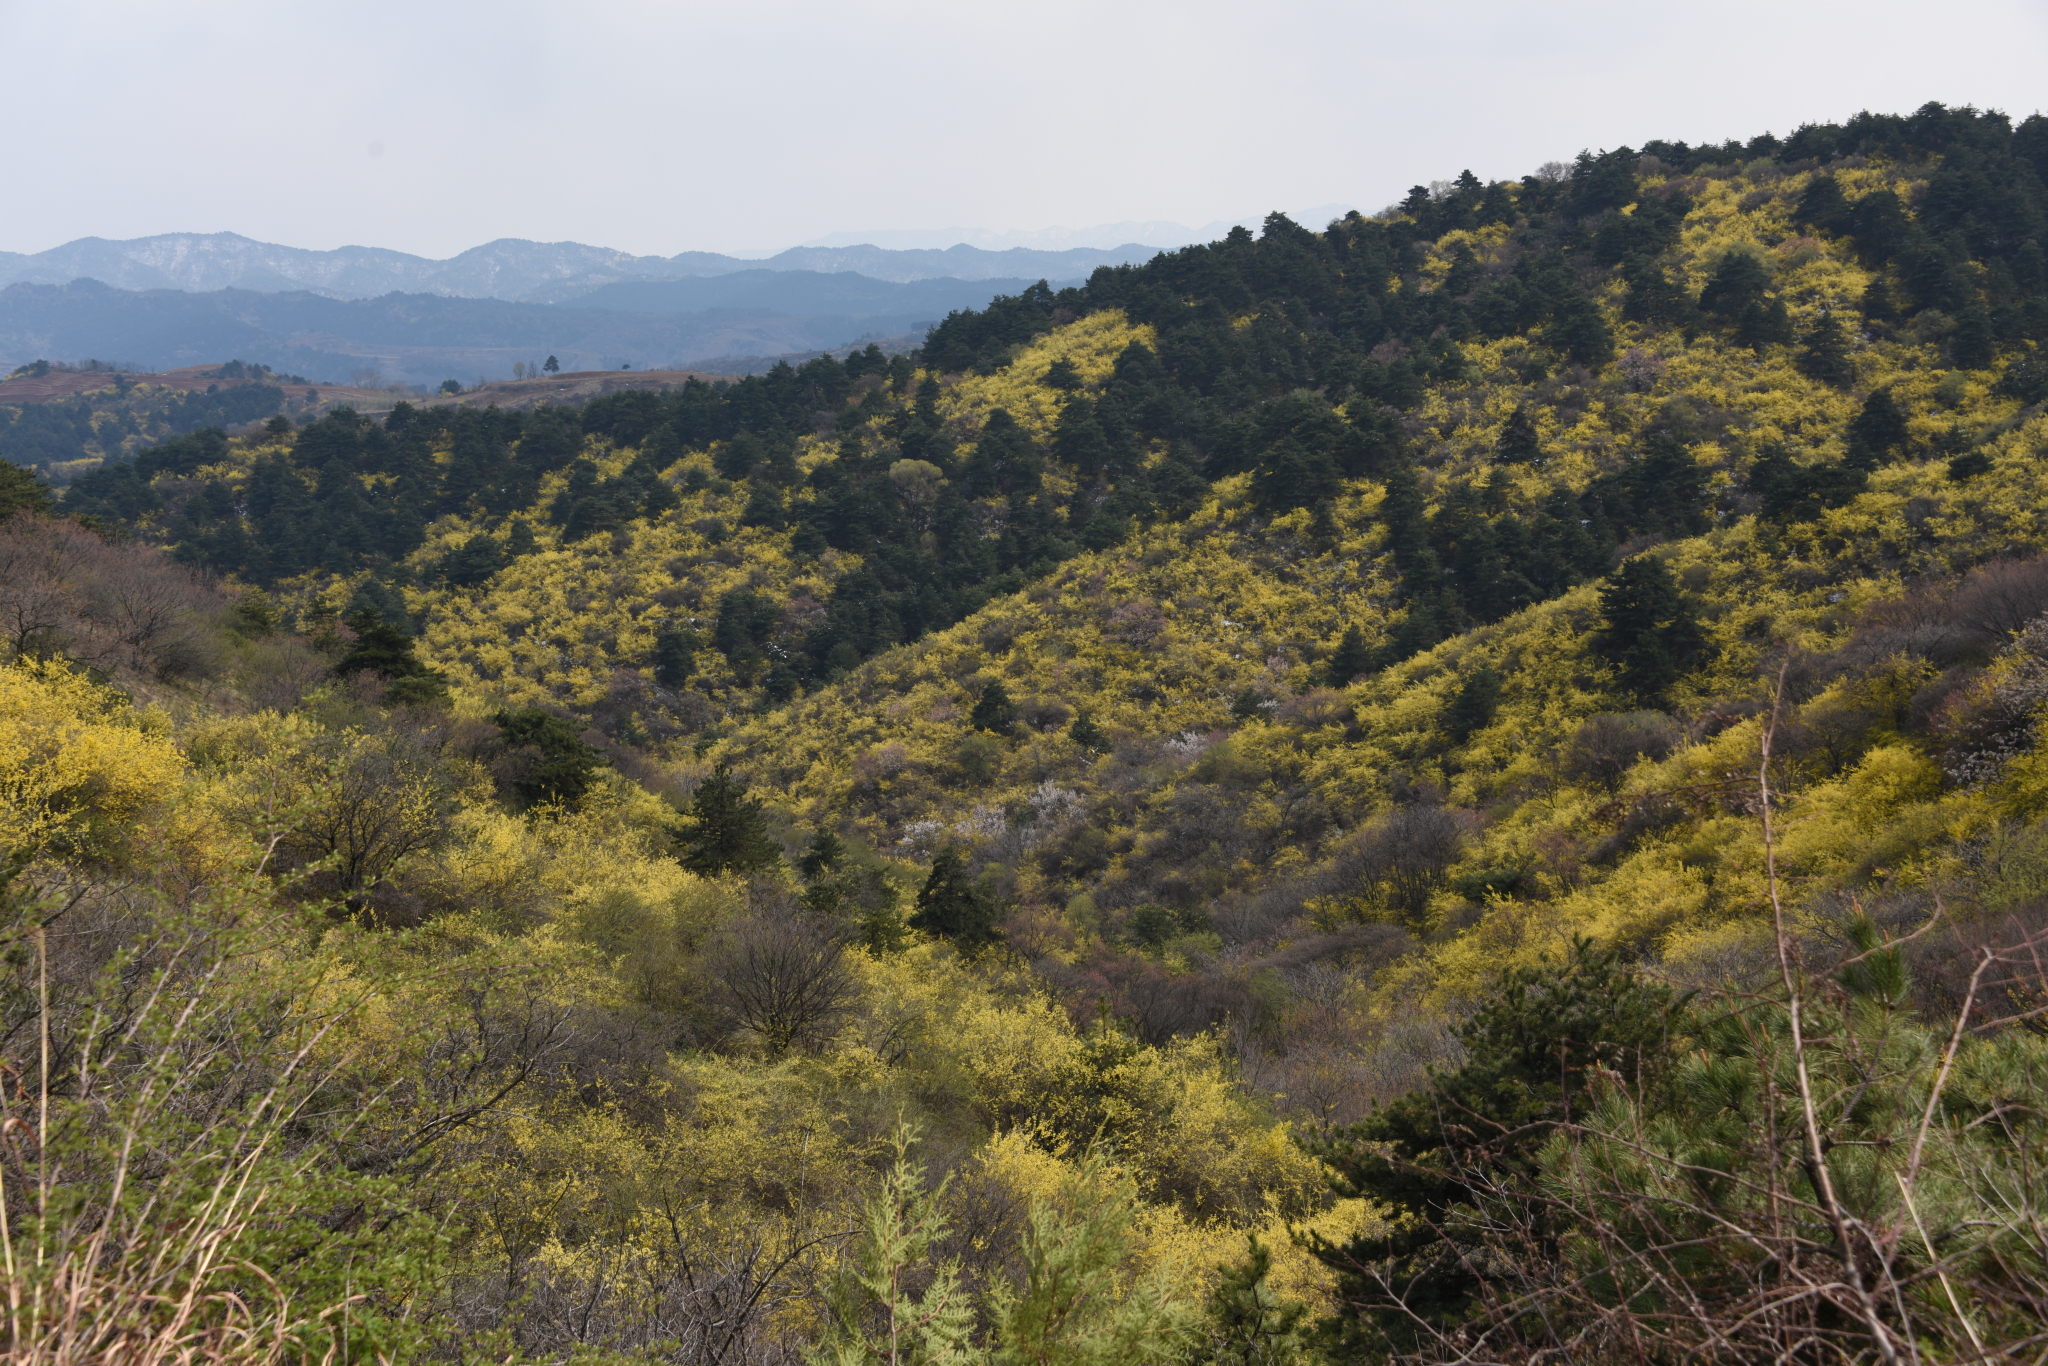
(3, 0, 2044, 260)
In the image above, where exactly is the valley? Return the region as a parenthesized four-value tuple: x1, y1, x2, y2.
(5, 101, 2048, 1363)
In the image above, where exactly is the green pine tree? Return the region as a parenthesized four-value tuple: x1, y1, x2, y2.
(968, 679, 1017, 734)
(1312, 940, 1677, 1357)
(1069, 708, 1105, 750)
(1736, 296, 1794, 350)
(1948, 448, 1994, 481)
(987, 1149, 1196, 1364)
(333, 607, 449, 705)
(1043, 357, 1083, 391)
(653, 624, 697, 688)
(1593, 556, 1707, 703)
(1952, 300, 1996, 369)
(1445, 666, 1502, 742)
(1543, 293, 1615, 367)
(1194, 1237, 1309, 1366)
(1322, 625, 1373, 687)
(810, 1126, 978, 1366)
(1699, 251, 1772, 319)
(1860, 277, 1899, 321)
(226, 590, 279, 640)
(0, 458, 52, 521)
(1845, 386, 1910, 468)
(908, 849, 1002, 953)
(1494, 405, 1542, 464)
(740, 480, 789, 529)
(1795, 311, 1854, 386)
(1795, 172, 1851, 234)
(490, 707, 606, 807)
(675, 765, 781, 876)
(796, 829, 842, 881)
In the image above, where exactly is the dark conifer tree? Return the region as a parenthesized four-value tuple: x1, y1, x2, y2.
(908, 848, 1003, 953)
(1042, 357, 1083, 391)
(796, 829, 842, 881)
(1860, 277, 1899, 321)
(1069, 709, 1105, 750)
(1197, 1238, 1309, 1366)
(1796, 311, 1855, 386)
(1846, 387, 1910, 468)
(1230, 689, 1268, 723)
(968, 679, 1017, 734)
(1446, 666, 1502, 742)
(0, 458, 52, 520)
(1795, 173, 1852, 234)
(1249, 437, 1340, 514)
(740, 481, 788, 529)
(675, 765, 781, 876)
(1323, 625, 1374, 687)
(1952, 300, 1996, 368)
(716, 431, 765, 480)
(653, 624, 697, 687)
(333, 607, 446, 706)
(1544, 294, 1616, 367)
(1699, 252, 1773, 319)
(1594, 556, 1707, 703)
(1495, 406, 1542, 464)
(1736, 297, 1795, 350)
(491, 707, 605, 806)
(1054, 400, 1113, 477)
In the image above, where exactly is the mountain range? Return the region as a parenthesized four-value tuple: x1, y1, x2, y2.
(0, 271, 1062, 385)
(0, 232, 1160, 302)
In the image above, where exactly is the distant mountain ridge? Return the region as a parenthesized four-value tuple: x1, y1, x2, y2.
(0, 233, 1161, 302)
(0, 272, 1044, 387)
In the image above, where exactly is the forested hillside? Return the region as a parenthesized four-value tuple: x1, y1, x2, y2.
(0, 358, 294, 478)
(7, 101, 2048, 1363)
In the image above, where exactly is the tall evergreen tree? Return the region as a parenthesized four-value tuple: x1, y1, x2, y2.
(1795, 311, 1854, 386)
(1593, 556, 1707, 703)
(491, 707, 605, 806)
(1312, 941, 1678, 1357)
(0, 457, 52, 520)
(1846, 386, 1910, 467)
(653, 623, 697, 687)
(1735, 296, 1795, 350)
(1195, 1237, 1309, 1366)
(333, 607, 447, 705)
(1322, 625, 1373, 687)
(1795, 172, 1852, 234)
(675, 765, 781, 876)
(1494, 406, 1542, 464)
(796, 828, 842, 881)
(969, 679, 1018, 734)
(1445, 666, 1503, 742)
(1543, 293, 1616, 367)
(1953, 300, 1997, 368)
(1699, 252, 1772, 319)
(908, 849, 1003, 953)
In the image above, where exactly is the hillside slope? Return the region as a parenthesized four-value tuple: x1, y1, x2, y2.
(11, 100, 2048, 1363)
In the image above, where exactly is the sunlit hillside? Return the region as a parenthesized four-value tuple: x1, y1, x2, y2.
(8, 102, 2048, 1363)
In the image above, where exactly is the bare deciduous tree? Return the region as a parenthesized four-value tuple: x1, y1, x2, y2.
(708, 912, 854, 1055)
(0, 513, 221, 676)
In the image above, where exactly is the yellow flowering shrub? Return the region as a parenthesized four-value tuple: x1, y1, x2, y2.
(0, 657, 183, 857)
